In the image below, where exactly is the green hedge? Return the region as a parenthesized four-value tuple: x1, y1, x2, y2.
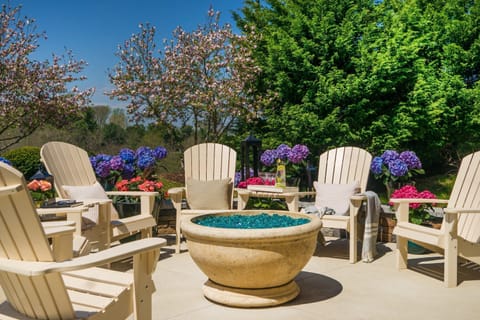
(2, 146, 41, 179)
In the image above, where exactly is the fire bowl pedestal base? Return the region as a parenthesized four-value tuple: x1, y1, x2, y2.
(203, 279, 300, 308)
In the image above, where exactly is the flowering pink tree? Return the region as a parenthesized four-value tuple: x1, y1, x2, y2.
(0, 4, 92, 151)
(108, 8, 262, 143)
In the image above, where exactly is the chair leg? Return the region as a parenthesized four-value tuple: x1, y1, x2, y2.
(175, 212, 181, 254)
(349, 213, 358, 263)
(141, 227, 152, 239)
(396, 236, 408, 269)
(444, 230, 458, 287)
(349, 228, 358, 263)
(133, 250, 159, 320)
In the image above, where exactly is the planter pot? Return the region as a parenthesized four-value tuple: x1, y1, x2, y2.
(114, 197, 170, 220)
(378, 214, 397, 243)
(408, 240, 429, 254)
(181, 210, 322, 307)
(114, 202, 141, 218)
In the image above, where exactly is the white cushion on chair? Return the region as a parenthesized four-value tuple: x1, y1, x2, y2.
(62, 182, 110, 227)
(63, 182, 109, 200)
(313, 181, 360, 216)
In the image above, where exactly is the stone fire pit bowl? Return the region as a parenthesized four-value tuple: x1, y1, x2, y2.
(181, 210, 322, 307)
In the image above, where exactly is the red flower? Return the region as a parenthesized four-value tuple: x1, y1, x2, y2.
(115, 179, 130, 191)
(138, 180, 164, 192)
(237, 176, 267, 188)
(114, 176, 163, 192)
(389, 185, 437, 209)
(27, 179, 52, 192)
(27, 180, 41, 191)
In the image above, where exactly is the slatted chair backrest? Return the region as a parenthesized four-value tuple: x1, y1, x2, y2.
(446, 151, 480, 243)
(317, 147, 372, 192)
(0, 162, 74, 319)
(184, 143, 237, 181)
(41, 141, 98, 199)
(183, 143, 237, 207)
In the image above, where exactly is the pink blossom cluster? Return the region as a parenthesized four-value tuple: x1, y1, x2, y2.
(237, 176, 275, 189)
(107, 8, 265, 142)
(389, 185, 436, 209)
(0, 4, 92, 151)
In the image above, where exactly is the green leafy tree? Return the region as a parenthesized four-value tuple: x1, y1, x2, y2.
(92, 105, 111, 128)
(102, 123, 127, 145)
(235, 0, 480, 170)
(109, 108, 128, 129)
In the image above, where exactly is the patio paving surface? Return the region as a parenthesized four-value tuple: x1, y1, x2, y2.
(2, 236, 480, 319)
(150, 236, 480, 320)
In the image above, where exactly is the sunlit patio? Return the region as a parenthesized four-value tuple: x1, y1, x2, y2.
(1, 234, 479, 319)
(147, 236, 479, 319)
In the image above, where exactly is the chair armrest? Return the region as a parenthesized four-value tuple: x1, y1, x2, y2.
(389, 198, 449, 205)
(37, 205, 90, 215)
(0, 237, 166, 276)
(42, 220, 76, 228)
(168, 187, 185, 204)
(105, 191, 158, 197)
(42, 223, 76, 261)
(350, 194, 368, 201)
(167, 187, 184, 197)
(391, 198, 449, 223)
(0, 184, 23, 195)
(444, 208, 480, 214)
(43, 225, 76, 237)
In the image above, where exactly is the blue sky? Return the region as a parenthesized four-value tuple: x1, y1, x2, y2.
(11, 0, 245, 106)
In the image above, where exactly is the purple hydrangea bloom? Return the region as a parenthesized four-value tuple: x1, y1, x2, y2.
(0, 157, 11, 166)
(371, 156, 384, 175)
(381, 150, 400, 165)
(260, 149, 278, 166)
(276, 144, 291, 161)
(96, 154, 112, 162)
(109, 155, 124, 171)
(89, 155, 97, 168)
(234, 171, 242, 187)
(122, 163, 135, 179)
(399, 151, 422, 169)
(119, 148, 136, 163)
(136, 146, 152, 158)
(388, 159, 408, 177)
(95, 161, 111, 178)
(153, 146, 167, 160)
(137, 153, 156, 170)
(288, 144, 309, 164)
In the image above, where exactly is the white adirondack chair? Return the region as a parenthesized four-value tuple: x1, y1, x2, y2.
(41, 141, 158, 251)
(168, 143, 237, 253)
(309, 147, 372, 263)
(391, 151, 480, 287)
(0, 161, 166, 320)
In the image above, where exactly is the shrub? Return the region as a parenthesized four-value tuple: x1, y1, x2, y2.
(2, 146, 41, 179)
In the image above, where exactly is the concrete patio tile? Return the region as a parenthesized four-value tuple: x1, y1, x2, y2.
(2, 235, 480, 320)
(295, 240, 480, 320)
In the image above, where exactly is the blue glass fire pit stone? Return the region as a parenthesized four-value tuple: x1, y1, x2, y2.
(194, 212, 310, 229)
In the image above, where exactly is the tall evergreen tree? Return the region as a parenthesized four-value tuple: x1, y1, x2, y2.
(235, 0, 480, 170)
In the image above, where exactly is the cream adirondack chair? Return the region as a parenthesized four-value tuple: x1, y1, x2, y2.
(168, 143, 237, 253)
(0, 162, 165, 320)
(40, 141, 157, 250)
(391, 151, 480, 287)
(308, 147, 372, 263)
